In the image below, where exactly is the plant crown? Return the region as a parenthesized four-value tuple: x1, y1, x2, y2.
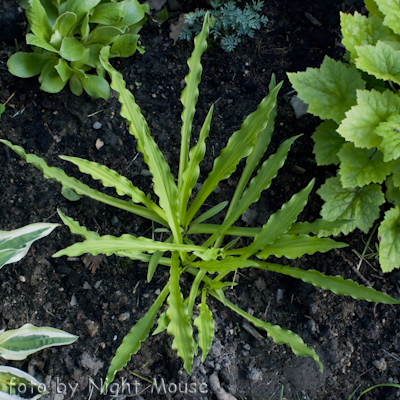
(180, 0, 268, 52)
(2, 13, 399, 389)
(288, 0, 400, 273)
(7, 0, 149, 99)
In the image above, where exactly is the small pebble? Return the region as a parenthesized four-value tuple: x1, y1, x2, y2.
(373, 358, 387, 372)
(277, 288, 284, 303)
(70, 295, 78, 307)
(118, 312, 130, 322)
(93, 121, 102, 129)
(94, 280, 102, 289)
(111, 216, 119, 225)
(18, 275, 26, 283)
(83, 281, 92, 290)
(141, 169, 152, 177)
(85, 320, 99, 337)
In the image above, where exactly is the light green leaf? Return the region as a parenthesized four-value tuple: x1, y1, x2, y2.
(355, 41, 400, 85)
(0, 223, 59, 269)
(147, 235, 172, 283)
(391, 159, 400, 187)
(378, 206, 400, 272)
(100, 48, 182, 244)
(375, 113, 400, 162)
(7, 52, 54, 78)
(89, 2, 125, 25)
(26, 33, 58, 53)
(26, 0, 52, 41)
(57, 210, 100, 240)
(115, 0, 147, 28)
(317, 177, 385, 235)
(374, 0, 400, 35)
(59, 156, 164, 218)
(178, 13, 210, 210)
(85, 26, 123, 45)
(75, 70, 110, 100)
(0, 366, 48, 399)
(337, 89, 400, 149)
(166, 253, 195, 374)
(40, 66, 68, 93)
(0, 324, 78, 360)
(338, 143, 392, 187)
(194, 291, 214, 362)
(152, 311, 170, 335)
(0, 140, 167, 226)
(55, 59, 73, 82)
(59, 37, 85, 62)
(256, 234, 347, 259)
(288, 219, 354, 236)
(190, 257, 260, 273)
(241, 180, 315, 258)
(340, 12, 395, 61)
(52, 234, 208, 258)
(385, 175, 400, 206)
(110, 34, 139, 58)
(69, 74, 83, 96)
(312, 120, 345, 166)
(191, 201, 228, 226)
(102, 284, 169, 391)
(259, 261, 400, 303)
(365, 0, 385, 18)
(53, 12, 77, 37)
(287, 56, 365, 123)
(49, 29, 62, 48)
(211, 290, 323, 371)
(0, 104, 5, 119)
(64, 0, 102, 23)
(61, 186, 82, 201)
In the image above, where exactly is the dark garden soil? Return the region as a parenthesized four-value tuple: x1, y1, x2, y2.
(1, 0, 400, 399)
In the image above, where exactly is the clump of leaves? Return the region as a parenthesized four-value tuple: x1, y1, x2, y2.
(179, 0, 268, 52)
(2, 14, 399, 388)
(7, 0, 149, 99)
(288, 0, 400, 273)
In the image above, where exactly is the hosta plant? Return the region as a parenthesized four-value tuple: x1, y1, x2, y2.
(0, 324, 78, 400)
(288, 0, 400, 273)
(1, 14, 399, 389)
(7, 0, 149, 99)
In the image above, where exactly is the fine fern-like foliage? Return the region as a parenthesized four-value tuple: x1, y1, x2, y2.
(180, 0, 268, 52)
(288, 0, 400, 273)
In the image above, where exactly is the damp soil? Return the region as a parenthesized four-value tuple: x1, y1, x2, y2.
(1, 1, 400, 399)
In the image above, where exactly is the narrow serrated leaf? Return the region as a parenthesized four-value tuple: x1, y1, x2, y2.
(57, 209, 99, 240)
(194, 291, 214, 362)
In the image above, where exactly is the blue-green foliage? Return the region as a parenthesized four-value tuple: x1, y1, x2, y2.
(180, 0, 268, 52)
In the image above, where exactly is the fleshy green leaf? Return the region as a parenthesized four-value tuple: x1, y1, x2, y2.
(26, 33, 59, 53)
(337, 89, 400, 149)
(312, 120, 344, 166)
(287, 56, 365, 123)
(340, 12, 395, 61)
(75, 71, 110, 100)
(110, 34, 139, 58)
(59, 37, 85, 62)
(256, 234, 347, 259)
(61, 187, 82, 201)
(0, 324, 78, 360)
(89, 2, 125, 25)
(259, 261, 400, 303)
(194, 291, 214, 362)
(317, 177, 385, 235)
(355, 41, 400, 85)
(26, 0, 52, 41)
(115, 0, 147, 28)
(85, 26, 123, 45)
(375, 113, 400, 162)
(55, 59, 73, 82)
(0, 366, 48, 400)
(102, 284, 169, 391)
(53, 11, 77, 37)
(0, 223, 59, 269)
(374, 0, 400, 35)
(152, 311, 170, 335)
(7, 52, 54, 78)
(63, 0, 102, 23)
(69, 74, 83, 96)
(378, 206, 400, 272)
(166, 253, 195, 374)
(338, 143, 392, 187)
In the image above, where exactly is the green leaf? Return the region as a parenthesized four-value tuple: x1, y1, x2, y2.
(55, 59, 73, 82)
(194, 291, 214, 362)
(317, 177, 385, 235)
(89, 2, 125, 25)
(39, 63, 68, 93)
(256, 234, 347, 259)
(259, 261, 400, 304)
(100, 48, 182, 244)
(147, 235, 172, 283)
(53, 11, 77, 37)
(52, 234, 208, 258)
(57, 209, 100, 240)
(85, 26, 123, 45)
(241, 180, 315, 258)
(211, 290, 323, 371)
(115, 0, 147, 28)
(191, 201, 228, 226)
(374, 0, 400, 35)
(69, 74, 83, 96)
(385, 175, 400, 206)
(0, 324, 78, 361)
(166, 253, 195, 374)
(102, 284, 169, 390)
(0, 223, 59, 269)
(64, 0, 102, 23)
(375, 113, 400, 162)
(0, 366, 48, 399)
(75, 70, 110, 99)
(287, 56, 365, 123)
(110, 33, 139, 58)
(190, 257, 260, 273)
(378, 206, 400, 272)
(365, 0, 385, 18)
(59, 37, 85, 62)
(178, 13, 210, 209)
(0, 140, 167, 226)
(288, 219, 354, 236)
(152, 311, 170, 335)
(0, 104, 5, 119)
(338, 143, 392, 187)
(355, 41, 400, 85)
(340, 12, 395, 61)
(26, 33, 58, 53)
(26, 0, 52, 41)
(337, 89, 400, 149)
(312, 120, 345, 166)
(7, 52, 54, 78)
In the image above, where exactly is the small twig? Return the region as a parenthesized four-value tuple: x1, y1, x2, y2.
(335, 249, 371, 286)
(87, 110, 104, 117)
(382, 349, 400, 362)
(3, 92, 15, 106)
